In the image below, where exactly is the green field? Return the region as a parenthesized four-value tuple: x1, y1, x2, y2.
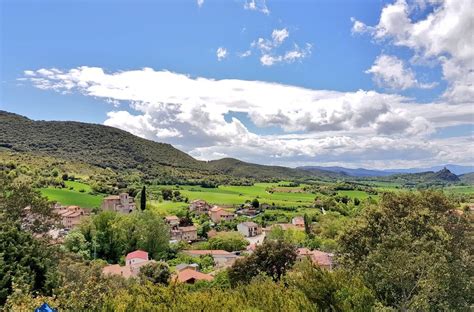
(153, 183, 318, 208)
(337, 190, 378, 200)
(40, 181, 104, 208)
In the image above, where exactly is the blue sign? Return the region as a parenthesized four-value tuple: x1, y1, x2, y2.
(35, 303, 57, 312)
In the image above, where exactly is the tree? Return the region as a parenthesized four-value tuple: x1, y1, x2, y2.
(139, 261, 171, 285)
(161, 189, 173, 201)
(303, 213, 312, 236)
(228, 239, 297, 286)
(208, 232, 249, 252)
(285, 259, 375, 311)
(0, 220, 58, 305)
(62, 230, 90, 259)
(337, 191, 473, 311)
(0, 173, 59, 234)
(251, 198, 260, 209)
(140, 186, 146, 211)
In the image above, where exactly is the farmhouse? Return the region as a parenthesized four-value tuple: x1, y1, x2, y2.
(237, 221, 261, 237)
(182, 250, 239, 267)
(189, 199, 212, 215)
(101, 193, 136, 214)
(209, 206, 235, 223)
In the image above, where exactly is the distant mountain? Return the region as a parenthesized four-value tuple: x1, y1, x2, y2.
(0, 111, 338, 183)
(298, 164, 473, 177)
(385, 164, 473, 175)
(297, 166, 394, 177)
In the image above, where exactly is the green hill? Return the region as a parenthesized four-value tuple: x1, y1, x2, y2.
(0, 111, 338, 183)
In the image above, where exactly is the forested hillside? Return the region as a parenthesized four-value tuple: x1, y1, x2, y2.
(0, 111, 339, 184)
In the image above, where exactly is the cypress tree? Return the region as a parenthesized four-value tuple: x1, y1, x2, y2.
(140, 185, 146, 211)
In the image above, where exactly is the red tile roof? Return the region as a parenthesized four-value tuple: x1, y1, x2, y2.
(126, 250, 149, 261)
(176, 268, 214, 283)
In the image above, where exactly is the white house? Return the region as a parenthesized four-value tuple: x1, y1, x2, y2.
(125, 250, 149, 266)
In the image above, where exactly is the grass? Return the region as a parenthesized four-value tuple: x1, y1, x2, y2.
(40, 181, 104, 208)
(337, 190, 378, 200)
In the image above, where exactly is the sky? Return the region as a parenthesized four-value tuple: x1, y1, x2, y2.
(1, 0, 473, 169)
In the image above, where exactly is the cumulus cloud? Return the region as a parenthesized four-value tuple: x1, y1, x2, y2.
(243, 0, 270, 15)
(22, 66, 473, 167)
(216, 47, 228, 61)
(353, 0, 474, 102)
(366, 54, 437, 89)
(196, 0, 204, 8)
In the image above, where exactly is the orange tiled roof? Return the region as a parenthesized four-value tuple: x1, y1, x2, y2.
(176, 268, 213, 282)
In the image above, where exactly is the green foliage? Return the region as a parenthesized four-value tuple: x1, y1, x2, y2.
(228, 239, 297, 286)
(286, 260, 376, 311)
(77, 210, 170, 263)
(139, 261, 171, 285)
(62, 230, 90, 259)
(338, 191, 474, 310)
(208, 231, 249, 252)
(267, 226, 307, 246)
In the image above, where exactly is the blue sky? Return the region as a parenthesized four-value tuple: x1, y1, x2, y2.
(1, 0, 473, 168)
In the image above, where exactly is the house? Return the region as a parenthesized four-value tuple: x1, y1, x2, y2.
(126, 250, 149, 266)
(209, 206, 235, 223)
(101, 193, 136, 214)
(103, 250, 155, 278)
(178, 226, 198, 241)
(54, 205, 89, 230)
(297, 248, 334, 270)
(182, 250, 239, 267)
(175, 263, 199, 272)
(189, 199, 212, 215)
(176, 268, 214, 284)
(170, 226, 198, 242)
(292, 216, 305, 227)
(164, 215, 180, 229)
(237, 221, 261, 237)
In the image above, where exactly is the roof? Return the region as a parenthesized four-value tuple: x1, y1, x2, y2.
(311, 250, 333, 267)
(102, 264, 132, 278)
(210, 206, 223, 212)
(240, 221, 258, 227)
(176, 269, 214, 282)
(183, 250, 235, 257)
(219, 211, 235, 216)
(104, 195, 120, 200)
(292, 216, 304, 224)
(176, 263, 199, 271)
(297, 248, 311, 256)
(179, 226, 197, 232)
(165, 215, 179, 221)
(126, 250, 149, 261)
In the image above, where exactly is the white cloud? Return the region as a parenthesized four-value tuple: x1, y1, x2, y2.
(238, 50, 252, 58)
(366, 54, 437, 89)
(353, 0, 474, 102)
(251, 29, 312, 66)
(271, 28, 289, 45)
(216, 47, 228, 61)
(23, 66, 474, 167)
(243, 0, 270, 15)
(197, 0, 204, 8)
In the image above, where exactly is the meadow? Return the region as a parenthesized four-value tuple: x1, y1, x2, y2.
(40, 180, 104, 208)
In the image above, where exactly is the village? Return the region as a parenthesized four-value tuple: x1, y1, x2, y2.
(51, 192, 334, 284)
